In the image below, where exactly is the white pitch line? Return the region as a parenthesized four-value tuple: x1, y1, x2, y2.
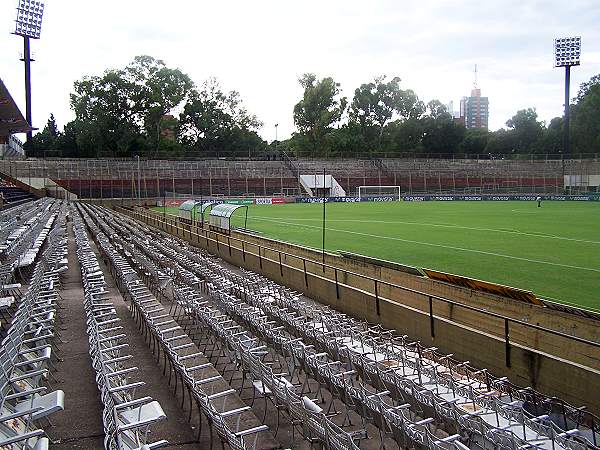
(251, 217, 600, 274)
(250, 215, 600, 245)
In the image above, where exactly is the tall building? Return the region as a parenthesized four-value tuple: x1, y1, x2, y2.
(464, 88, 489, 130)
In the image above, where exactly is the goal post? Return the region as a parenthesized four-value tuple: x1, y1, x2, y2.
(358, 185, 402, 200)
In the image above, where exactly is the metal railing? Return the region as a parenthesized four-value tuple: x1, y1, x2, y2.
(116, 204, 600, 446)
(122, 208, 600, 368)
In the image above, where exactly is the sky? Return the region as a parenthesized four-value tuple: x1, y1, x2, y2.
(1, 0, 599, 142)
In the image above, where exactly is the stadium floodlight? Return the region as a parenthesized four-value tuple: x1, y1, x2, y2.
(13, 0, 45, 145)
(554, 36, 581, 68)
(14, 0, 45, 39)
(554, 36, 581, 164)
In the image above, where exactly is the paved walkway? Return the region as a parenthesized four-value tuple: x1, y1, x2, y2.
(49, 221, 201, 449)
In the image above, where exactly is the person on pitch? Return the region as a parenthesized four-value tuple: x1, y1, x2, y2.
(536, 195, 542, 207)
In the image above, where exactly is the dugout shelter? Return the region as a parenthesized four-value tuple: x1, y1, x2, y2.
(209, 203, 248, 234)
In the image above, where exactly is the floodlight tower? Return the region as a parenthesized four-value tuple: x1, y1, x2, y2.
(13, 0, 45, 145)
(554, 36, 581, 159)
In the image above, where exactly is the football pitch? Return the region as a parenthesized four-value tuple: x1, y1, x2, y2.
(156, 201, 600, 310)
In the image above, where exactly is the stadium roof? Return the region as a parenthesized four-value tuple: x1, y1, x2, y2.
(0, 77, 32, 137)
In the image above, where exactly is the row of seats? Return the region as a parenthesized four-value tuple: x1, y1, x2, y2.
(218, 265, 591, 450)
(141, 209, 598, 450)
(72, 205, 169, 450)
(95, 210, 480, 450)
(203, 283, 468, 450)
(94, 206, 467, 450)
(87, 204, 600, 450)
(0, 203, 67, 449)
(236, 277, 596, 450)
(175, 284, 375, 450)
(1, 200, 58, 349)
(91, 206, 373, 449)
(0, 199, 55, 259)
(79, 204, 275, 450)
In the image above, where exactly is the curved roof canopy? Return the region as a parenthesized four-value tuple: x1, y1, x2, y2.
(179, 200, 199, 211)
(180, 200, 217, 212)
(210, 203, 246, 218)
(200, 202, 217, 213)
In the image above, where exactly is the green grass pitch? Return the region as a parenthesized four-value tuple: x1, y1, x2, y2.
(155, 201, 600, 310)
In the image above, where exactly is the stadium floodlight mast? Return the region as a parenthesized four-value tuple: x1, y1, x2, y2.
(554, 36, 581, 160)
(13, 0, 45, 145)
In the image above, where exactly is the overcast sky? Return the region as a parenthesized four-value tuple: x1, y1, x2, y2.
(1, 0, 599, 142)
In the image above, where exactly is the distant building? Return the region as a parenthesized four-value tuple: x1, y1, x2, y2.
(463, 88, 489, 130)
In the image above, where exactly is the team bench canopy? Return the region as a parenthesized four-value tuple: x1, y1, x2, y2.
(178, 200, 200, 222)
(179, 200, 217, 224)
(209, 203, 248, 233)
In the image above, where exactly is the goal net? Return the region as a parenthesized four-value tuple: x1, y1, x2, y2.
(358, 185, 401, 200)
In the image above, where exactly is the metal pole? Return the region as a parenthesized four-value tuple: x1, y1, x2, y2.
(200, 174, 204, 227)
(564, 65, 571, 159)
(136, 155, 141, 206)
(23, 36, 33, 145)
(322, 168, 326, 270)
(562, 65, 571, 193)
(100, 162, 103, 200)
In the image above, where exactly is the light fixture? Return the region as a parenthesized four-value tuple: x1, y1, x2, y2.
(553, 35, 582, 168)
(554, 36, 581, 67)
(14, 0, 45, 39)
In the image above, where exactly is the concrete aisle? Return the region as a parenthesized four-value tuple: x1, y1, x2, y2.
(48, 220, 105, 449)
(49, 220, 201, 449)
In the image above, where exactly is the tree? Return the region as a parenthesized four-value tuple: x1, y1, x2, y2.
(29, 113, 60, 157)
(70, 55, 194, 157)
(505, 108, 544, 153)
(418, 100, 464, 155)
(71, 68, 140, 156)
(460, 128, 490, 155)
(422, 117, 465, 155)
(349, 76, 425, 152)
(538, 117, 563, 155)
(179, 78, 263, 156)
(425, 100, 451, 121)
(484, 129, 517, 155)
(125, 56, 194, 155)
(384, 118, 424, 155)
(571, 74, 600, 154)
(55, 121, 83, 158)
(293, 73, 347, 156)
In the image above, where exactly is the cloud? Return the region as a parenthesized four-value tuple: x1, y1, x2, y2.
(1, 0, 599, 141)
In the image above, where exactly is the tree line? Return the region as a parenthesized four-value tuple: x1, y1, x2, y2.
(28, 56, 600, 159)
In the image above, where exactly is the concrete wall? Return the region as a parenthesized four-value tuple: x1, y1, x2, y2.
(233, 229, 600, 348)
(115, 207, 600, 415)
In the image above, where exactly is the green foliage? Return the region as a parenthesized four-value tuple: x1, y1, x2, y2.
(349, 76, 424, 152)
(293, 74, 347, 156)
(460, 129, 490, 154)
(505, 108, 544, 153)
(179, 78, 263, 156)
(69, 55, 194, 157)
(571, 74, 600, 153)
(28, 114, 60, 157)
(422, 117, 465, 154)
(31, 60, 600, 159)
